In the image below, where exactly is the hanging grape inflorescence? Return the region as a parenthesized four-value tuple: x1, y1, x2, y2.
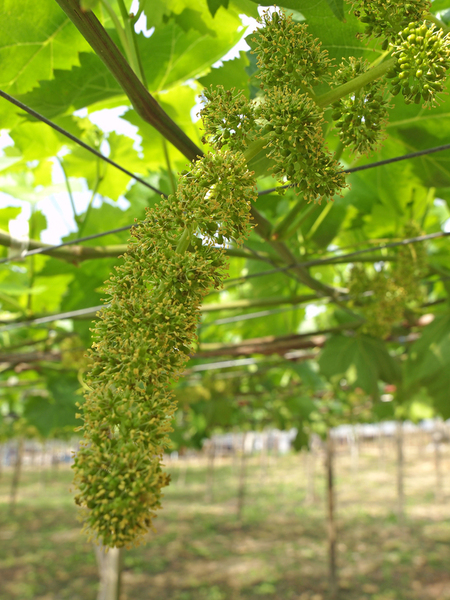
(73, 1, 450, 547)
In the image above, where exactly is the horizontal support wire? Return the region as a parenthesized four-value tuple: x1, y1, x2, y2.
(258, 144, 450, 196)
(0, 306, 105, 332)
(0, 225, 136, 265)
(1, 90, 450, 270)
(217, 230, 450, 289)
(2, 269, 448, 332)
(199, 303, 305, 329)
(0, 90, 167, 199)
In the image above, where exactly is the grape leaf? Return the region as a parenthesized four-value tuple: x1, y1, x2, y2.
(0, 0, 90, 95)
(207, 0, 229, 17)
(319, 334, 400, 398)
(404, 312, 450, 418)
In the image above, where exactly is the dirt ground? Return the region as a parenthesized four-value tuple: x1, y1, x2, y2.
(0, 434, 449, 600)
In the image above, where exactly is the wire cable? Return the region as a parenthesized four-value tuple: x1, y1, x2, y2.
(291, 230, 450, 268)
(199, 302, 304, 329)
(257, 143, 450, 196)
(0, 305, 105, 332)
(0, 90, 167, 198)
(0, 224, 138, 265)
(220, 229, 450, 286)
(1, 91, 450, 269)
(4, 89, 450, 202)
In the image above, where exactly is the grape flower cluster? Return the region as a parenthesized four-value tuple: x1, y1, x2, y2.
(331, 58, 390, 155)
(252, 10, 332, 91)
(251, 10, 346, 203)
(261, 87, 346, 202)
(73, 150, 256, 547)
(349, 0, 450, 108)
(348, 224, 427, 339)
(200, 85, 255, 151)
(387, 22, 450, 106)
(350, 0, 431, 46)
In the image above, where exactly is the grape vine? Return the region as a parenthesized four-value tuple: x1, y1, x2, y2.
(72, 1, 450, 547)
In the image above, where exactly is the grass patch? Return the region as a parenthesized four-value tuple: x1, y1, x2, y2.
(0, 443, 449, 599)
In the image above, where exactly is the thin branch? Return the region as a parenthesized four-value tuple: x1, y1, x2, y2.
(195, 331, 341, 358)
(202, 293, 319, 312)
(0, 230, 128, 263)
(54, 0, 203, 162)
(0, 90, 166, 198)
(0, 350, 63, 367)
(58, 158, 80, 226)
(250, 206, 347, 298)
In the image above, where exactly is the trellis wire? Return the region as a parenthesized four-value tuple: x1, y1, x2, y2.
(0, 225, 139, 265)
(2, 90, 450, 266)
(3, 267, 447, 333)
(0, 90, 167, 199)
(217, 230, 450, 289)
(258, 144, 450, 196)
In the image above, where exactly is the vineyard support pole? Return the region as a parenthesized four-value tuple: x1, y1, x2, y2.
(396, 421, 405, 523)
(95, 544, 123, 600)
(326, 429, 338, 599)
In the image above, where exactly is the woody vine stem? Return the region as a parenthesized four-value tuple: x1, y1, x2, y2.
(56, 0, 450, 547)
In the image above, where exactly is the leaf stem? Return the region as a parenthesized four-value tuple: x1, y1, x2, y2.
(116, 0, 148, 87)
(54, 0, 203, 162)
(315, 58, 396, 108)
(282, 203, 318, 241)
(271, 196, 306, 240)
(99, 0, 128, 51)
(58, 158, 81, 227)
(305, 201, 333, 241)
(162, 137, 177, 196)
(425, 13, 449, 32)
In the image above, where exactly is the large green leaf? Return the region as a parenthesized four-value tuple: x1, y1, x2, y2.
(198, 52, 251, 97)
(404, 312, 450, 418)
(23, 371, 81, 437)
(137, 17, 243, 93)
(0, 0, 90, 96)
(14, 53, 124, 120)
(62, 131, 143, 201)
(319, 334, 401, 398)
